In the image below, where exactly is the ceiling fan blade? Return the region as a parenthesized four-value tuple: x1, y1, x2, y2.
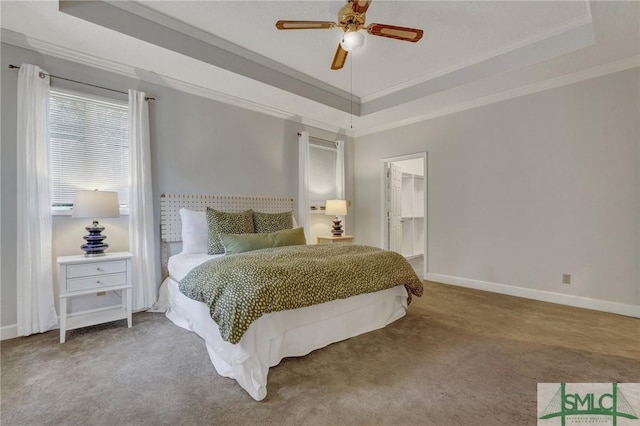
(367, 23, 424, 42)
(351, 0, 372, 14)
(276, 20, 336, 30)
(331, 44, 348, 70)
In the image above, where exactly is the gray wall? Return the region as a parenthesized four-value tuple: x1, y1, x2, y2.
(354, 67, 640, 307)
(1, 42, 354, 330)
(2, 40, 637, 331)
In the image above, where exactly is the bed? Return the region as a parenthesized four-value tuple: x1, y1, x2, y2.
(154, 194, 423, 401)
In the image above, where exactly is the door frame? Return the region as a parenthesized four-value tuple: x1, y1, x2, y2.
(380, 152, 428, 278)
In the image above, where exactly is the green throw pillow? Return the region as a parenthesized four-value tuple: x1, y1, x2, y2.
(220, 227, 306, 254)
(253, 211, 294, 233)
(206, 208, 255, 255)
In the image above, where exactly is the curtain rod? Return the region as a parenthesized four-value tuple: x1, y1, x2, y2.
(8, 64, 156, 101)
(297, 132, 338, 147)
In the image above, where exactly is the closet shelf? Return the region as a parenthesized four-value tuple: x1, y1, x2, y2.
(401, 173, 425, 259)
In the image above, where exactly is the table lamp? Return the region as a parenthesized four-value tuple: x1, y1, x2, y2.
(72, 190, 120, 256)
(325, 199, 347, 236)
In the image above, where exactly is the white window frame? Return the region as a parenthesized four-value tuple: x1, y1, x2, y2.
(48, 88, 129, 216)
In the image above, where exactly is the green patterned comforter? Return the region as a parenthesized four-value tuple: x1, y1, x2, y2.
(179, 244, 424, 344)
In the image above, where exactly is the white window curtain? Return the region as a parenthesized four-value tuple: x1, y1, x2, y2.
(335, 139, 346, 231)
(128, 90, 158, 310)
(298, 131, 311, 242)
(16, 64, 58, 335)
(335, 140, 345, 199)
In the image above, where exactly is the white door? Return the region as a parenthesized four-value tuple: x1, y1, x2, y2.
(388, 163, 403, 254)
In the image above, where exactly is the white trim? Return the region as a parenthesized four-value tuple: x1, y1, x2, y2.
(106, 0, 354, 102)
(361, 11, 594, 103)
(380, 152, 428, 279)
(51, 207, 129, 216)
(3, 29, 637, 140)
(426, 273, 640, 318)
(0, 29, 353, 138)
(0, 304, 150, 341)
(355, 56, 640, 137)
(1, 324, 18, 341)
(50, 86, 127, 106)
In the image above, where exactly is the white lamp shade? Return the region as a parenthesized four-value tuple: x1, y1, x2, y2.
(325, 199, 348, 216)
(72, 190, 120, 219)
(340, 31, 365, 52)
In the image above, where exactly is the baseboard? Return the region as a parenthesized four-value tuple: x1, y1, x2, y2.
(3, 279, 637, 340)
(1, 306, 150, 341)
(425, 273, 640, 318)
(1, 324, 18, 341)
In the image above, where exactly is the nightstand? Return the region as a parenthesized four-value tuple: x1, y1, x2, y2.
(317, 235, 354, 244)
(57, 251, 133, 343)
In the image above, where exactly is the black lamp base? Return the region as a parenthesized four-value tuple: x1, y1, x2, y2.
(331, 216, 344, 236)
(81, 220, 109, 257)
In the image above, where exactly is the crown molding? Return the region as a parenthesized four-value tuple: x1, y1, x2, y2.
(58, 0, 358, 115)
(354, 56, 640, 137)
(361, 16, 595, 115)
(3, 29, 636, 140)
(105, 0, 356, 103)
(1, 29, 353, 137)
(360, 6, 593, 103)
(1, 29, 135, 77)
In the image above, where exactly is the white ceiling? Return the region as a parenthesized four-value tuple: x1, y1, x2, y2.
(136, 0, 589, 98)
(1, 1, 639, 136)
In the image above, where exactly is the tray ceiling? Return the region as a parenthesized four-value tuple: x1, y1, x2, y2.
(1, 1, 638, 136)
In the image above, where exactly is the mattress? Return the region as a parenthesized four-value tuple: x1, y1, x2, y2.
(167, 252, 223, 282)
(155, 252, 409, 401)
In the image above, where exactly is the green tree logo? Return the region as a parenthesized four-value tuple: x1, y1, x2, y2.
(539, 383, 638, 425)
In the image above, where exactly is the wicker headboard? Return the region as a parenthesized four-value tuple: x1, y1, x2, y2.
(160, 194, 295, 278)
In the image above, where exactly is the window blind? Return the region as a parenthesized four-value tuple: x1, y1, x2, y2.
(49, 90, 129, 208)
(308, 143, 337, 207)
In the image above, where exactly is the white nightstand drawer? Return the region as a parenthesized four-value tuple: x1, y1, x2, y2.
(67, 272, 127, 292)
(67, 260, 126, 278)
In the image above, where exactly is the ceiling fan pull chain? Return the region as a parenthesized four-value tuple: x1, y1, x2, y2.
(350, 54, 353, 129)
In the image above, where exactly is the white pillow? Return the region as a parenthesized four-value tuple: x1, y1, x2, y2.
(179, 208, 208, 254)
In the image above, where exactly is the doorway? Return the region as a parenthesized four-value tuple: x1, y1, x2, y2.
(381, 152, 428, 279)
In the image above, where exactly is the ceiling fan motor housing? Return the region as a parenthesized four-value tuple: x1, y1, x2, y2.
(338, 3, 366, 32)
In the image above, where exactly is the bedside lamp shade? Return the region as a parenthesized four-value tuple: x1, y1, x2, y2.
(325, 199, 348, 217)
(72, 190, 120, 256)
(72, 190, 120, 219)
(325, 199, 347, 236)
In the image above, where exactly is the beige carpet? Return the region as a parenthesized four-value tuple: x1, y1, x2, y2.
(2, 281, 638, 425)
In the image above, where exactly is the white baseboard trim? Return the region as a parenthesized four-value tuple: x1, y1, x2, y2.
(1, 324, 18, 341)
(0, 306, 150, 341)
(425, 273, 640, 318)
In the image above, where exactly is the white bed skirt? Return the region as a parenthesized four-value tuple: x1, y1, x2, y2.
(154, 278, 408, 401)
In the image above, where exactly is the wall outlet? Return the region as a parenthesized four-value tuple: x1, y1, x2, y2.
(96, 291, 106, 296)
(562, 274, 571, 285)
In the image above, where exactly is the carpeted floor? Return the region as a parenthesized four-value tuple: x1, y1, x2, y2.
(1, 281, 638, 425)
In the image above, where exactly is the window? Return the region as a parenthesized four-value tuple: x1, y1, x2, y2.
(308, 139, 337, 209)
(49, 90, 129, 212)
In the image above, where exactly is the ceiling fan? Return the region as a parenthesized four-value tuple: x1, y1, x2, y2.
(275, 0, 424, 70)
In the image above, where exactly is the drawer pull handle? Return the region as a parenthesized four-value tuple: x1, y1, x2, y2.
(96, 267, 103, 271)
(96, 280, 101, 284)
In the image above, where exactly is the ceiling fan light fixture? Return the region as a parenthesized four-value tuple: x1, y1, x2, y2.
(340, 30, 365, 52)
(275, 1, 424, 70)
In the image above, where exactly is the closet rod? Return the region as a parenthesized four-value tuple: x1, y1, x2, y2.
(297, 132, 337, 147)
(8, 64, 156, 101)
